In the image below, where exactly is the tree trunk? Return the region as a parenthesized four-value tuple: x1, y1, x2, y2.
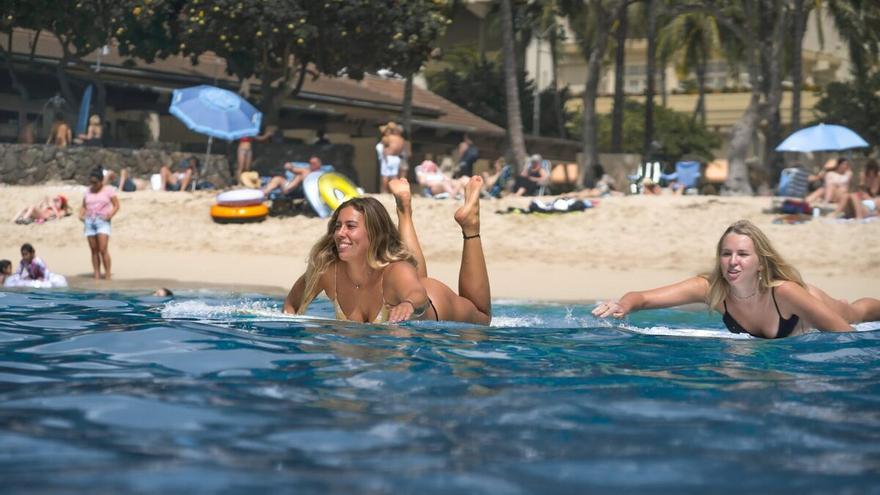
(725, 94, 760, 195)
(694, 51, 707, 125)
(402, 74, 417, 184)
(500, 0, 528, 170)
(550, 22, 566, 139)
(790, 0, 805, 130)
(643, 0, 657, 158)
(761, 3, 786, 186)
(577, 2, 611, 187)
(610, 2, 628, 152)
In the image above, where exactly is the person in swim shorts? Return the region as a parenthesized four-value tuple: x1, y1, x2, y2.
(80, 167, 120, 279)
(283, 177, 491, 325)
(592, 220, 880, 338)
(377, 122, 405, 193)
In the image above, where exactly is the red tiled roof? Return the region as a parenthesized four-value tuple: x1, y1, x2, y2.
(8, 29, 503, 136)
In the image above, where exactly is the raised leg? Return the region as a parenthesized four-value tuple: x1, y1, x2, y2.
(389, 178, 427, 278)
(452, 176, 491, 321)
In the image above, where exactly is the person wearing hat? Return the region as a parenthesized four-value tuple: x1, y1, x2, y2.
(377, 121, 406, 193)
(512, 154, 549, 197)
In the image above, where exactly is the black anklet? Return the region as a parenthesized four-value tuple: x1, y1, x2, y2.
(463, 233, 480, 240)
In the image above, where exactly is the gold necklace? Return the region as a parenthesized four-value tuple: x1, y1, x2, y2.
(731, 288, 758, 299)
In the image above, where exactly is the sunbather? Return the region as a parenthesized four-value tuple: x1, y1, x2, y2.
(416, 160, 463, 198)
(834, 159, 880, 219)
(807, 157, 852, 205)
(13, 194, 71, 224)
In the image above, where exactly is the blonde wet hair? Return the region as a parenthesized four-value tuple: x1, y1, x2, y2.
(297, 197, 417, 314)
(705, 220, 806, 310)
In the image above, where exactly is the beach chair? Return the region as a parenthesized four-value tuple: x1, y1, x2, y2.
(628, 161, 662, 194)
(772, 167, 811, 214)
(488, 165, 512, 198)
(660, 160, 702, 194)
(536, 159, 553, 196)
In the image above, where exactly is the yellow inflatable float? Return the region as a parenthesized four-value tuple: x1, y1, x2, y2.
(317, 172, 360, 211)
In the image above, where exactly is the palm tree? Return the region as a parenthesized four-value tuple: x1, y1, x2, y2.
(500, 0, 529, 169)
(610, 2, 629, 152)
(560, 0, 625, 186)
(824, 0, 880, 118)
(657, 11, 722, 125)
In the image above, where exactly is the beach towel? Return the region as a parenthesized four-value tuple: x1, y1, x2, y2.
(496, 198, 596, 215)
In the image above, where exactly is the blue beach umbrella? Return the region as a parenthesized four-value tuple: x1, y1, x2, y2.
(169, 85, 262, 189)
(775, 123, 869, 153)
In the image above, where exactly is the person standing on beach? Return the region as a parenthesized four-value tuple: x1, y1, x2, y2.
(47, 115, 72, 147)
(236, 127, 273, 185)
(454, 134, 479, 179)
(80, 167, 120, 280)
(377, 122, 405, 193)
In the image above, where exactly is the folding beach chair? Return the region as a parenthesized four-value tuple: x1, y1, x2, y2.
(776, 167, 810, 198)
(488, 165, 512, 198)
(660, 161, 702, 194)
(628, 161, 662, 194)
(771, 167, 811, 214)
(536, 159, 553, 196)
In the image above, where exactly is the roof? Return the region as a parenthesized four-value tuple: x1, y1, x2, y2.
(7, 29, 503, 136)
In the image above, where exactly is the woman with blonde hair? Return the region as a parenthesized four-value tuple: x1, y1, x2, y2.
(283, 177, 491, 324)
(593, 220, 880, 338)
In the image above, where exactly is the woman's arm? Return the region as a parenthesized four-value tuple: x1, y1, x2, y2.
(283, 275, 307, 314)
(775, 282, 851, 332)
(593, 276, 710, 318)
(79, 198, 87, 221)
(107, 196, 120, 220)
(384, 262, 430, 323)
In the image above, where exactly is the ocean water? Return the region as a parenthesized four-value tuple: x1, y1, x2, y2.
(1, 289, 879, 494)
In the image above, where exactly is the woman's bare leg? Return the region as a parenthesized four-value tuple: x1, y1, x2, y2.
(452, 176, 491, 322)
(808, 284, 880, 323)
(97, 234, 111, 279)
(87, 236, 101, 279)
(389, 178, 428, 278)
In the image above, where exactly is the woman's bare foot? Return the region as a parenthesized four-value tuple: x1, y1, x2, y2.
(389, 178, 412, 214)
(454, 176, 482, 237)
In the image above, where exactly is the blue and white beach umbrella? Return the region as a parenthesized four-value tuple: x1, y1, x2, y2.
(169, 85, 262, 189)
(169, 85, 262, 140)
(775, 123, 869, 153)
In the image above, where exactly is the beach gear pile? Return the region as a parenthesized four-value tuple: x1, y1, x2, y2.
(497, 197, 596, 215)
(210, 189, 268, 223)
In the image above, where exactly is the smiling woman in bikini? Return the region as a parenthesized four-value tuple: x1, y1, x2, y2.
(283, 177, 491, 324)
(592, 220, 880, 338)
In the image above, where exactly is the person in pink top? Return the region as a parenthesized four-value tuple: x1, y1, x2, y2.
(79, 167, 120, 279)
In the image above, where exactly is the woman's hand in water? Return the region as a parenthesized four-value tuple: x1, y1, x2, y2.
(387, 300, 416, 323)
(592, 300, 628, 318)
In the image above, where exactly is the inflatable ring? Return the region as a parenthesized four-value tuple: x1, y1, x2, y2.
(318, 172, 360, 211)
(210, 204, 269, 223)
(216, 188, 265, 207)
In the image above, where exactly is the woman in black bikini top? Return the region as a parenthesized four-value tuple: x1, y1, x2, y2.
(592, 220, 880, 338)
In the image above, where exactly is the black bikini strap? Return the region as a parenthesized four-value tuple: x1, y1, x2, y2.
(770, 286, 784, 318)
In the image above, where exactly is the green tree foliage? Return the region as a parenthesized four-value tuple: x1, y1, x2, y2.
(178, 0, 448, 122)
(813, 70, 880, 148)
(572, 99, 721, 161)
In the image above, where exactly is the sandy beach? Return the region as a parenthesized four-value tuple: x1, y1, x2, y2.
(1, 183, 878, 302)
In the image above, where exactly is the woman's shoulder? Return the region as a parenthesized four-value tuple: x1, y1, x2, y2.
(770, 280, 808, 299)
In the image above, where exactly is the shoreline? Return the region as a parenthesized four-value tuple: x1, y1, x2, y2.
(1, 184, 878, 303)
